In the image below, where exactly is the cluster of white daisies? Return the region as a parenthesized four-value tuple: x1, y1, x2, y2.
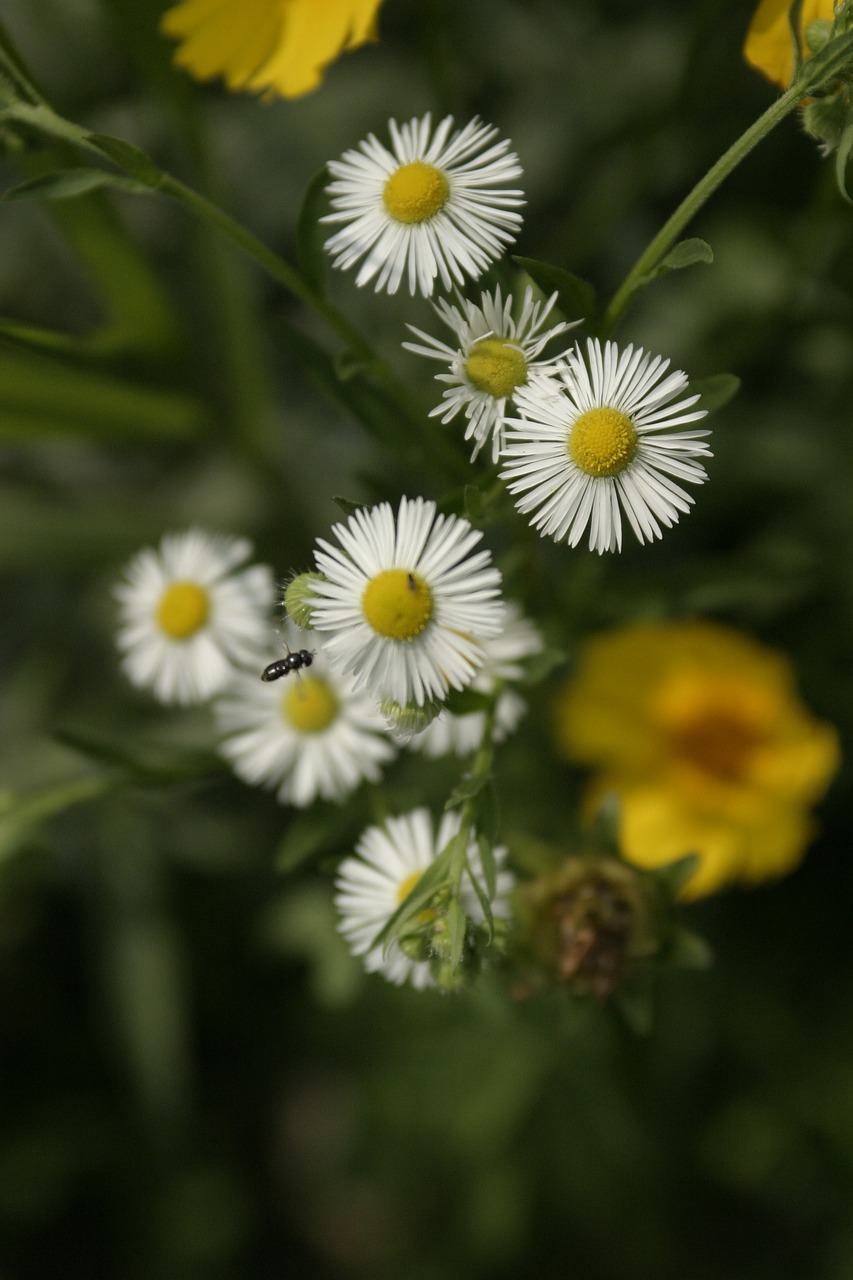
(113, 110, 715, 989)
(324, 111, 711, 555)
(114, 504, 542, 986)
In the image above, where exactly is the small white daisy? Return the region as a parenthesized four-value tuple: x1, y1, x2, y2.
(308, 497, 504, 708)
(404, 286, 578, 462)
(115, 529, 274, 705)
(322, 112, 524, 297)
(213, 623, 396, 808)
(410, 602, 543, 758)
(334, 808, 514, 988)
(500, 337, 711, 555)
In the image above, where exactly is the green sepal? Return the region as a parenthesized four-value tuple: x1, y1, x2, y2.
(295, 168, 330, 297)
(512, 255, 595, 322)
(689, 372, 741, 415)
(3, 167, 152, 202)
(647, 852, 700, 899)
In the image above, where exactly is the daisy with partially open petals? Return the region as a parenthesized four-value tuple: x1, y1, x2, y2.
(322, 113, 524, 296)
(115, 530, 274, 705)
(410, 603, 544, 759)
(308, 497, 504, 707)
(403, 287, 577, 462)
(161, 0, 384, 100)
(334, 808, 514, 987)
(501, 338, 711, 555)
(214, 624, 395, 807)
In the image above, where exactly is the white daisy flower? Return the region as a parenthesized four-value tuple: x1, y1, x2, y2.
(309, 497, 504, 708)
(410, 602, 543, 758)
(213, 623, 396, 808)
(322, 112, 524, 297)
(334, 808, 514, 988)
(404, 286, 578, 462)
(500, 337, 711, 555)
(115, 529, 274, 705)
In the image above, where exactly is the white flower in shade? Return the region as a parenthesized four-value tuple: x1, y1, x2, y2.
(500, 338, 711, 555)
(404, 286, 577, 462)
(322, 112, 524, 296)
(308, 497, 504, 708)
(410, 602, 544, 758)
(115, 529, 274, 705)
(334, 807, 514, 987)
(213, 624, 396, 807)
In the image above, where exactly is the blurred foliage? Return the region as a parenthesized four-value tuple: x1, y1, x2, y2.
(1, 0, 852, 1276)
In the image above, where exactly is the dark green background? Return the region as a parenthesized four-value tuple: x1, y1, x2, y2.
(1, 1, 851, 1276)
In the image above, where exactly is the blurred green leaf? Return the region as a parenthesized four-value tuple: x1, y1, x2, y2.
(446, 896, 467, 969)
(3, 168, 151, 202)
(87, 133, 163, 186)
(477, 830, 497, 901)
(690, 372, 741, 415)
(445, 770, 491, 810)
(56, 726, 222, 786)
(665, 926, 714, 970)
(0, 775, 113, 864)
(295, 168, 330, 297)
(371, 842, 454, 951)
(648, 237, 713, 280)
(276, 798, 367, 875)
(331, 495, 368, 518)
(513, 255, 596, 322)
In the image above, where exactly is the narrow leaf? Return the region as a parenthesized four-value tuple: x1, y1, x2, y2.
(512, 255, 595, 321)
(370, 843, 454, 952)
(476, 831, 497, 902)
(690, 372, 740, 415)
(658, 237, 713, 272)
(445, 770, 491, 810)
(295, 168, 330, 297)
(331, 495, 368, 518)
(88, 133, 163, 186)
(3, 168, 151, 202)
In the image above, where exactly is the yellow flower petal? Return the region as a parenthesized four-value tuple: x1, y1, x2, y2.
(161, 0, 383, 100)
(743, 0, 834, 89)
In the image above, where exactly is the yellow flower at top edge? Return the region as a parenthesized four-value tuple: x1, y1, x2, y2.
(161, 0, 384, 100)
(744, 0, 834, 89)
(553, 621, 840, 899)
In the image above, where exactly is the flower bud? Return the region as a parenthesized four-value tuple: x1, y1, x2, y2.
(380, 695, 445, 741)
(284, 572, 323, 628)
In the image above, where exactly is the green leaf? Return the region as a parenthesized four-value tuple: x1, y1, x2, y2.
(0, 776, 114, 864)
(476, 831, 497, 902)
(445, 770, 491, 810)
(521, 646, 569, 686)
(648, 852, 700, 899)
(475, 780, 500, 849)
(666, 927, 714, 971)
(56, 726, 222, 786)
(835, 119, 853, 204)
(295, 168, 330, 297)
(658, 237, 713, 273)
(370, 842, 454, 952)
(689, 372, 741, 415)
(512, 255, 595, 321)
(276, 799, 366, 875)
(88, 133, 163, 186)
(3, 168, 152, 202)
(442, 686, 493, 716)
(331, 495, 368, 518)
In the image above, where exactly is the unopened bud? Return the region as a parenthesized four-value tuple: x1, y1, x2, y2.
(284, 572, 323, 628)
(380, 695, 445, 741)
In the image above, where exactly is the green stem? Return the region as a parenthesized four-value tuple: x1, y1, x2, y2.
(449, 697, 498, 896)
(602, 79, 805, 334)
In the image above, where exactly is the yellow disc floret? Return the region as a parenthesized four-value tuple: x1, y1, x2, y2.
(569, 408, 638, 478)
(465, 339, 528, 398)
(282, 676, 339, 734)
(156, 581, 210, 639)
(383, 162, 450, 224)
(362, 569, 433, 640)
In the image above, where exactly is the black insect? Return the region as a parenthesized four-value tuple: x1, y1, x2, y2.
(260, 648, 314, 682)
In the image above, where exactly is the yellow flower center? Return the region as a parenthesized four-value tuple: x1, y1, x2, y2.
(282, 676, 339, 734)
(361, 569, 433, 640)
(569, 408, 638, 478)
(383, 161, 450, 224)
(156, 581, 209, 639)
(397, 870, 422, 903)
(464, 338, 528, 398)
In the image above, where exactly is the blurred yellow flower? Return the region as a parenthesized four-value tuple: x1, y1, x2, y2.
(161, 0, 383, 100)
(744, 0, 833, 88)
(554, 621, 839, 898)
